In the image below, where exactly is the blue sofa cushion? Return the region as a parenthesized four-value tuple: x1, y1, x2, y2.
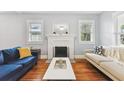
(12, 47, 20, 59)
(0, 51, 4, 65)
(2, 47, 20, 63)
(0, 64, 23, 80)
(11, 56, 35, 67)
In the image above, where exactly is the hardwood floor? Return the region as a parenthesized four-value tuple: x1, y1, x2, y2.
(72, 59, 111, 81)
(20, 59, 111, 81)
(20, 59, 49, 81)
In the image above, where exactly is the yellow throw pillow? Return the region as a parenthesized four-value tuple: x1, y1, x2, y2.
(18, 48, 32, 59)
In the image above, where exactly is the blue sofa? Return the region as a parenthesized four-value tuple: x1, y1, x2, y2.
(0, 47, 37, 81)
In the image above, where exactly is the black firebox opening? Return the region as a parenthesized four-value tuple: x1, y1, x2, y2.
(55, 47, 68, 57)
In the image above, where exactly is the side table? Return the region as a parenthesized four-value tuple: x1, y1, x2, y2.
(31, 49, 41, 64)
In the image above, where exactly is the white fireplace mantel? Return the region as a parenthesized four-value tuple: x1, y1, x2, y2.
(47, 34, 75, 62)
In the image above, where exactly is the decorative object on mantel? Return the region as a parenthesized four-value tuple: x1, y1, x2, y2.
(65, 32, 68, 34)
(53, 31, 56, 34)
(53, 24, 69, 35)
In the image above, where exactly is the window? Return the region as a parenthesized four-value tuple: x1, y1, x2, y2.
(116, 12, 124, 45)
(79, 20, 95, 44)
(119, 25, 124, 44)
(27, 20, 43, 44)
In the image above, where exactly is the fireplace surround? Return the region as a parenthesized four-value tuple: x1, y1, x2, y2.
(47, 34, 75, 63)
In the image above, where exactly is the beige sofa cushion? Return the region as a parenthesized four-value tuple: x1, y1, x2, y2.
(103, 47, 120, 60)
(100, 62, 124, 80)
(103, 46, 124, 63)
(119, 47, 124, 62)
(85, 53, 113, 65)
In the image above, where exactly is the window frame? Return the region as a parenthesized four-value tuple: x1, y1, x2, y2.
(112, 11, 124, 46)
(117, 22, 124, 45)
(117, 30, 124, 46)
(78, 20, 95, 44)
(27, 20, 44, 45)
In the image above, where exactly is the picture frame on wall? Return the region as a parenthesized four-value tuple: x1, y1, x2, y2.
(53, 24, 69, 35)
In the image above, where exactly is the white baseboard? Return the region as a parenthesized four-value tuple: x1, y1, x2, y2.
(40, 55, 85, 59)
(40, 55, 48, 59)
(74, 55, 85, 59)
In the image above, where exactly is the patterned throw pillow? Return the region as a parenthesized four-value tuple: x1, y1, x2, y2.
(94, 46, 103, 55)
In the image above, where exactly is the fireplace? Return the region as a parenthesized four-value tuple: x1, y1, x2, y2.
(47, 35, 75, 62)
(54, 47, 68, 57)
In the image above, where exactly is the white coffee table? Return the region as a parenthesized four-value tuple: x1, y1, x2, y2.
(43, 57, 76, 80)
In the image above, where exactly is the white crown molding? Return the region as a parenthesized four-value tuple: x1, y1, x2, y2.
(0, 11, 103, 15)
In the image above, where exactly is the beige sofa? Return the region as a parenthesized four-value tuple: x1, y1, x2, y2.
(85, 47, 124, 81)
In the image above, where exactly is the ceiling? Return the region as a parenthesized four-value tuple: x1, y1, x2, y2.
(0, 11, 103, 14)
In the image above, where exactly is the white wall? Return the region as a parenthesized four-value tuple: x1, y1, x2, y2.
(0, 13, 100, 55)
(0, 14, 26, 49)
(99, 11, 116, 46)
